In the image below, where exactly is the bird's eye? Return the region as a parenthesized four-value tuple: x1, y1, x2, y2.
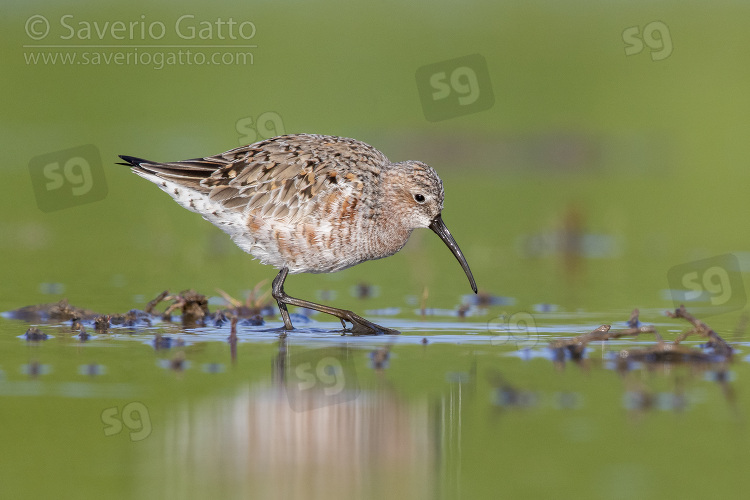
(414, 194, 426, 203)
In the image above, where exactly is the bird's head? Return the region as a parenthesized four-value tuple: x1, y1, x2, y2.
(388, 161, 477, 294)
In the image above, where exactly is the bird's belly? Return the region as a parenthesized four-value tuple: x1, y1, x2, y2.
(234, 217, 378, 274)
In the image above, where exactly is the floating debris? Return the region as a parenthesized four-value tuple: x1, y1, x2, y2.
(70, 317, 83, 332)
(550, 325, 614, 361)
(549, 307, 733, 368)
(69, 316, 90, 340)
(4, 283, 277, 342)
(6, 299, 97, 322)
(215, 285, 272, 321)
(666, 305, 733, 358)
(152, 290, 210, 327)
(109, 309, 152, 328)
(24, 327, 48, 341)
(94, 315, 110, 332)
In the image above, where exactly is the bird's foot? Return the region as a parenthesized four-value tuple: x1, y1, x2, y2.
(344, 316, 400, 336)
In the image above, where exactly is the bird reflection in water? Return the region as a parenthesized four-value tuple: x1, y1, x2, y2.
(139, 339, 438, 500)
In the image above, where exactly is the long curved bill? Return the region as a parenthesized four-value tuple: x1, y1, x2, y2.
(429, 214, 478, 294)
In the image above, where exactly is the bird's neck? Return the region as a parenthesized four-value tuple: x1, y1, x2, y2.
(366, 217, 412, 260)
(364, 169, 414, 259)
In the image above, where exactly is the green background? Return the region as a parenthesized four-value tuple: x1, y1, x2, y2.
(2, 1, 750, 499)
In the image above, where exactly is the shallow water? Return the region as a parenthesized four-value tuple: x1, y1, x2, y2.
(2, 306, 749, 500)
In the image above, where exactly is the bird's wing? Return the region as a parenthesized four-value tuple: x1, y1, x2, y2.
(121, 134, 389, 222)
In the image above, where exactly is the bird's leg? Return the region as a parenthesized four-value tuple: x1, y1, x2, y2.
(272, 268, 294, 330)
(271, 268, 399, 335)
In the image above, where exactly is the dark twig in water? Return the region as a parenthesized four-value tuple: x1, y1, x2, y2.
(145, 290, 170, 314)
(606, 310, 662, 342)
(550, 325, 612, 360)
(215, 287, 269, 323)
(627, 308, 640, 328)
(666, 304, 733, 357)
(550, 307, 732, 365)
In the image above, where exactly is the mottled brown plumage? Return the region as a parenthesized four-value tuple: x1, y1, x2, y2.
(119, 134, 476, 334)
